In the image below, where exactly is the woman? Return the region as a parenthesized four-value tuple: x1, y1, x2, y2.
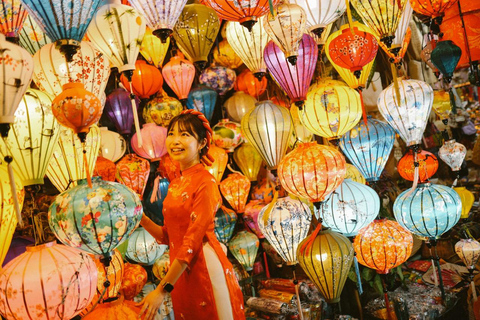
(137, 110, 245, 320)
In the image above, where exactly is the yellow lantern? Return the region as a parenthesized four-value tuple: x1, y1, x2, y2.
(205, 145, 228, 183)
(289, 105, 313, 148)
(0, 164, 24, 268)
(233, 143, 263, 182)
(301, 84, 362, 140)
(213, 39, 243, 69)
(173, 4, 220, 70)
(47, 125, 101, 192)
(309, 23, 333, 47)
(454, 187, 474, 219)
(433, 90, 451, 122)
(140, 27, 170, 68)
(345, 163, 366, 184)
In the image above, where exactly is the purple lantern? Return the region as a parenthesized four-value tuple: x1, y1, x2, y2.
(264, 34, 318, 109)
(104, 88, 140, 135)
(244, 200, 266, 239)
(131, 123, 168, 162)
(199, 65, 236, 96)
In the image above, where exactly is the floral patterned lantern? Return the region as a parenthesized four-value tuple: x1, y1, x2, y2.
(224, 91, 257, 122)
(292, 0, 346, 37)
(0, 0, 27, 41)
(213, 39, 243, 69)
(140, 27, 170, 68)
(454, 187, 474, 219)
(317, 179, 379, 237)
(143, 91, 183, 128)
(214, 205, 237, 244)
(121, 263, 148, 300)
(162, 52, 195, 103)
(229, 230, 259, 272)
(153, 250, 170, 280)
(186, 85, 218, 122)
(91, 248, 124, 300)
(131, 123, 167, 162)
(220, 172, 251, 213)
(398, 149, 438, 182)
(345, 163, 366, 184)
(99, 127, 126, 163)
(104, 88, 140, 135)
(94, 156, 116, 182)
(259, 196, 312, 265)
(18, 14, 51, 55)
(120, 60, 163, 99)
(144, 177, 169, 225)
(116, 153, 150, 200)
(234, 69, 267, 99)
(439, 139, 466, 184)
(205, 145, 228, 183)
(199, 65, 236, 96)
(0, 242, 97, 320)
(456, 238, 480, 300)
(244, 200, 266, 238)
(126, 227, 168, 266)
(212, 118, 243, 152)
(233, 142, 263, 182)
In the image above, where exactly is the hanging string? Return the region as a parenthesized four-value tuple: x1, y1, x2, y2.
(405, 145, 419, 197)
(125, 72, 143, 148)
(346, 0, 355, 33)
(80, 134, 93, 188)
(353, 253, 364, 294)
(358, 89, 368, 126)
(427, 242, 439, 287)
(292, 269, 304, 320)
(390, 62, 401, 106)
(381, 275, 393, 320)
(2, 134, 23, 227)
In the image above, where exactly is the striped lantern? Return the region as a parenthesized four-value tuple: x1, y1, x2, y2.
(229, 230, 259, 272)
(214, 205, 237, 244)
(126, 227, 168, 266)
(220, 172, 251, 213)
(116, 154, 150, 200)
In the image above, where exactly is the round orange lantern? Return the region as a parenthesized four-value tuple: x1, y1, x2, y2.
(398, 149, 439, 182)
(92, 249, 124, 300)
(116, 154, 150, 200)
(120, 60, 163, 99)
(220, 172, 251, 213)
(235, 69, 267, 99)
(278, 142, 346, 207)
(94, 156, 116, 182)
(83, 296, 145, 320)
(120, 262, 148, 300)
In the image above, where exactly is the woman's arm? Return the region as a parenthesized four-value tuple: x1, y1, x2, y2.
(140, 214, 169, 244)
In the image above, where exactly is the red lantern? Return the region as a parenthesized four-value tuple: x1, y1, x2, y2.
(120, 60, 163, 99)
(116, 154, 150, 200)
(235, 69, 267, 99)
(120, 263, 148, 300)
(220, 172, 251, 213)
(94, 156, 116, 181)
(398, 149, 438, 182)
(410, 0, 458, 19)
(162, 52, 195, 103)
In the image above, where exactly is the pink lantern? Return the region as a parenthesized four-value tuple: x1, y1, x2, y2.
(162, 52, 195, 104)
(264, 33, 318, 108)
(220, 172, 251, 213)
(131, 123, 168, 161)
(244, 200, 266, 238)
(116, 154, 150, 200)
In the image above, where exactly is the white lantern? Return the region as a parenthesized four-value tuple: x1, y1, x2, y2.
(99, 127, 126, 163)
(224, 91, 257, 122)
(291, 0, 346, 36)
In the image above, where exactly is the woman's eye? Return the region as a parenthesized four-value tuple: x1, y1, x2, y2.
(167, 132, 173, 136)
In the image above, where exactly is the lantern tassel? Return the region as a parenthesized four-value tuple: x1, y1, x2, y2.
(427, 243, 439, 287)
(381, 275, 393, 320)
(129, 86, 143, 148)
(262, 186, 279, 226)
(358, 89, 368, 126)
(300, 221, 322, 256)
(472, 280, 477, 302)
(354, 254, 364, 295)
(150, 175, 161, 203)
(5, 156, 23, 227)
(263, 251, 271, 279)
(346, 0, 354, 33)
(391, 62, 401, 106)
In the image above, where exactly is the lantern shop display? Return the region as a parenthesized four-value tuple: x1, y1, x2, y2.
(214, 205, 237, 245)
(212, 119, 243, 152)
(116, 153, 150, 200)
(229, 230, 260, 272)
(126, 227, 168, 266)
(143, 91, 183, 128)
(199, 65, 236, 96)
(220, 172, 251, 213)
(186, 85, 218, 122)
(99, 127, 127, 163)
(244, 200, 267, 239)
(121, 262, 148, 300)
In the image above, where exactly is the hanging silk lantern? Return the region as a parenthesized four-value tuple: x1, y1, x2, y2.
(233, 142, 263, 182)
(278, 142, 346, 206)
(297, 228, 353, 303)
(104, 88, 140, 135)
(199, 65, 236, 96)
(144, 177, 169, 225)
(116, 153, 150, 200)
(94, 156, 116, 182)
(291, 0, 346, 37)
(378, 0, 413, 60)
(454, 187, 474, 219)
(224, 91, 257, 122)
(0, 0, 27, 40)
(205, 145, 228, 183)
(126, 227, 168, 265)
(153, 250, 170, 280)
(394, 183, 461, 239)
(120, 263, 148, 300)
(129, 0, 187, 43)
(234, 69, 267, 99)
(301, 84, 362, 140)
(289, 105, 313, 148)
(263, 2, 307, 65)
(398, 149, 438, 182)
(339, 117, 395, 182)
(157, 153, 181, 183)
(354, 219, 412, 274)
(99, 127, 127, 163)
(241, 101, 293, 170)
(143, 92, 183, 128)
(186, 85, 218, 122)
(49, 177, 143, 258)
(0, 89, 59, 186)
(456, 239, 480, 269)
(162, 52, 195, 103)
(212, 118, 243, 152)
(173, 4, 220, 70)
(439, 139, 466, 171)
(47, 125, 100, 192)
(0, 242, 97, 320)
(309, 23, 333, 47)
(229, 230, 259, 272)
(214, 205, 237, 244)
(410, 0, 458, 20)
(318, 179, 380, 237)
(0, 164, 24, 268)
(220, 172, 251, 213)
(345, 163, 366, 184)
(259, 196, 312, 265)
(244, 200, 267, 238)
(431, 40, 462, 83)
(18, 14, 51, 55)
(433, 90, 452, 122)
(264, 33, 318, 108)
(33, 41, 110, 100)
(213, 39, 243, 69)
(91, 249, 124, 301)
(21, 0, 101, 60)
(140, 27, 170, 68)
(131, 123, 168, 162)
(225, 20, 269, 78)
(120, 60, 163, 99)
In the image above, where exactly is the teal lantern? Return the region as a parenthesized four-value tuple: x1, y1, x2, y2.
(214, 205, 237, 244)
(229, 230, 259, 271)
(186, 85, 218, 122)
(126, 227, 168, 266)
(48, 177, 143, 263)
(143, 177, 169, 226)
(431, 40, 462, 83)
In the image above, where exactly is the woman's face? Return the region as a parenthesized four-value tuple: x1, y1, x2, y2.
(166, 123, 206, 170)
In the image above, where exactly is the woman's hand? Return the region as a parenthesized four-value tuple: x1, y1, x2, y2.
(136, 287, 166, 320)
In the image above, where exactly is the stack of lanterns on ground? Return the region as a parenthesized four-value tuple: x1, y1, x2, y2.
(0, 0, 479, 319)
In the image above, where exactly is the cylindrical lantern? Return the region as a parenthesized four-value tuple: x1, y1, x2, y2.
(131, 123, 167, 161)
(104, 88, 140, 135)
(398, 149, 438, 182)
(214, 205, 237, 244)
(229, 230, 259, 272)
(199, 65, 236, 96)
(233, 142, 263, 182)
(162, 52, 195, 102)
(119, 60, 163, 99)
(205, 145, 228, 183)
(143, 91, 183, 128)
(186, 85, 218, 122)
(220, 172, 251, 213)
(126, 227, 168, 265)
(224, 91, 257, 123)
(116, 153, 150, 200)
(212, 118, 243, 152)
(99, 127, 127, 163)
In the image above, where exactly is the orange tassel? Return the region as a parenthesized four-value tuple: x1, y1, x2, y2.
(83, 147, 92, 188)
(262, 188, 279, 226)
(300, 221, 322, 255)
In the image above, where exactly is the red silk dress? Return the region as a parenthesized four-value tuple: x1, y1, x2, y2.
(160, 163, 245, 320)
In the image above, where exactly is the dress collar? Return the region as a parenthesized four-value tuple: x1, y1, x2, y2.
(181, 163, 204, 177)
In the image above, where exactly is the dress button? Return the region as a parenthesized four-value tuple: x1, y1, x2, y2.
(200, 301, 207, 307)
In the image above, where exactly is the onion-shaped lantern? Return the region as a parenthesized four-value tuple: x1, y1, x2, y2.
(233, 142, 263, 182)
(18, 14, 51, 55)
(264, 33, 318, 108)
(126, 227, 168, 265)
(173, 4, 220, 71)
(291, 0, 346, 37)
(205, 145, 228, 183)
(398, 149, 438, 182)
(99, 127, 127, 163)
(297, 228, 353, 303)
(214, 205, 237, 244)
(431, 40, 462, 83)
(229, 230, 259, 272)
(186, 85, 218, 122)
(213, 38, 243, 69)
(393, 183, 461, 239)
(339, 117, 395, 182)
(259, 196, 312, 265)
(104, 88, 140, 135)
(139, 27, 169, 68)
(162, 51, 195, 103)
(143, 91, 183, 128)
(241, 101, 293, 170)
(0, 0, 27, 41)
(345, 163, 366, 184)
(220, 172, 251, 213)
(439, 139, 466, 176)
(119, 59, 163, 99)
(199, 65, 236, 96)
(454, 187, 474, 219)
(212, 118, 243, 152)
(116, 153, 150, 200)
(94, 156, 116, 182)
(244, 200, 266, 238)
(317, 179, 380, 237)
(224, 91, 257, 123)
(433, 90, 452, 122)
(131, 123, 167, 162)
(456, 239, 480, 270)
(144, 177, 169, 225)
(0, 242, 97, 320)
(235, 69, 267, 99)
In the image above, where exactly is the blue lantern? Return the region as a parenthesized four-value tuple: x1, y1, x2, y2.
(143, 177, 169, 226)
(186, 85, 218, 122)
(431, 40, 462, 83)
(21, 0, 101, 60)
(339, 117, 395, 182)
(214, 205, 237, 244)
(317, 179, 380, 237)
(393, 183, 461, 239)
